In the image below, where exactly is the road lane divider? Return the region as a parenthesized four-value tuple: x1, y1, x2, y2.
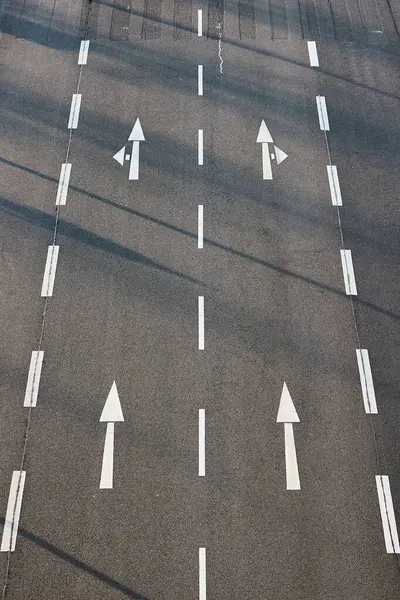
(198, 296, 204, 350)
(78, 40, 90, 65)
(376, 475, 400, 553)
(41, 245, 59, 297)
(356, 349, 378, 414)
(326, 165, 342, 206)
(307, 41, 319, 67)
(199, 547, 206, 600)
(1, 471, 26, 552)
(277, 383, 301, 490)
(198, 65, 204, 96)
(340, 249, 357, 296)
(55, 163, 72, 206)
(198, 205, 204, 249)
(198, 9, 203, 36)
(199, 409, 205, 476)
(316, 96, 330, 131)
(68, 93, 82, 129)
(198, 130, 204, 165)
(23, 351, 44, 407)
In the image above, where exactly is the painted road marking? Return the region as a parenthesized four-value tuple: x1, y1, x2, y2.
(326, 165, 342, 206)
(198, 296, 204, 350)
(277, 383, 300, 490)
(199, 409, 205, 476)
(78, 40, 90, 65)
(199, 547, 206, 600)
(340, 249, 357, 296)
(23, 351, 44, 407)
(356, 349, 378, 414)
(1, 471, 26, 552)
(257, 120, 287, 180)
(198, 130, 204, 165)
(198, 9, 203, 36)
(41, 245, 59, 297)
(316, 96, 330, 131)
(198, 65, 203, 96)
(55, 163, 72, 206)
(307, 41, 319, 67)
(113, 119, 145, 180)
(100, 381, 124, 490)
(198, 205, 204, 249)
(68, 94, 82, 129)
(376, 475, 400, 553)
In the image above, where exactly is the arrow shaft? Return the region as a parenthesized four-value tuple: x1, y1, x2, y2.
(129, 141, 140, 180)
(284, 423, 300, 490)
(100, 422, 115, 489)
(262, 143, 272, 180)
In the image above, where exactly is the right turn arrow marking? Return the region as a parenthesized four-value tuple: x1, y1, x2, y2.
(276, 382, 301, 490)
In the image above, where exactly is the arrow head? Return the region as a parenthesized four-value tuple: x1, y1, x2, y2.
(274, 145, 288, 165)
(113, 146, 126, 166)
(276, 382, 299, 423)
(100, 381, 124, 422)
(257, 120, 274, 143)
(128, 118, 145, 141)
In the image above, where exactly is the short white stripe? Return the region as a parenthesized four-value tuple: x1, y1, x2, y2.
(307, 41, 319, 67)
(356, 349, 378, 414)
(316, 96, 330, 131)
(1, 471, 26, 552)
(326, 165, 342, 206)
(68, 94, 82, 129)
(198, 205, 204, 249)
(41, 245, 60, 297)
(376, 475, 400, 553)
(199, 547, 206, 600)
(198, 9, 203, 36)
(23, 351, 44, 407)
(198, 130, 203, 165)
(78, 40, 90, 65)
(340, 249, 357, 295)
(198, 65, 203, 96)
(198, 296, 204, 350)
(199, 409, 205, 476)
(55, 163, 72, 206)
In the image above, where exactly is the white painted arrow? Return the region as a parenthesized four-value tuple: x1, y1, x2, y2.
(128, 118, 145, 180)
(99, 381, 124, 490)
(257, 120, 273, 180)
(276, 382, 300, 490)
(113, 146, 126, 166)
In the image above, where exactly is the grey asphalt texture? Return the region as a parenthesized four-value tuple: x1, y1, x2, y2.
(0, 0, 400, 598)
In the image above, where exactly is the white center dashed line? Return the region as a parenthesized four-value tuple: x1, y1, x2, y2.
(198, 65, 203, 96)
(326, 165, 343, 206)
(68, 93, 82, 129)
(376, 475, 400, 553)
(356, 349, 378, 414)
(198, 205, 204, 249)
(316, 96, 330, 131)
(1, 471, 26, 552)
(307, 41, 319, 67)
(55, 163, 72, 206)
(23, 351, 44, 408)
(78, 40, 90, 65)
(199, 547, 206, 600)
(198, 129, 204, 165)
(41, 245, 60, 298)
(197, 9, 203, 37)
(198, 296, 205, 350)
(199, 409, 205, 476)
(340, 249, 357, 296)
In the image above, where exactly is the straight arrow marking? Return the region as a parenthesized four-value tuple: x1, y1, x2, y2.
(129, 141, 140, 180)
(277, 383, 301, 490)
(99, 382, 124, 490)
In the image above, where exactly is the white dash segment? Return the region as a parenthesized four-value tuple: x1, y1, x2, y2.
(199, 409, 205, 476)
(199, 547, 206, 600)
(340, 249, 357, 296)
(198, 9, 203, 36)
(198, 65, 204, 96)
(307, 41, 319, 67)
(356, 349, 378, 414)
(1, 471, 26, 552)
(68, 94, 82, 129)
(198, 205, 204, 249)
(198, 129, 204, 165)
(41, 245, 59, 297)
(316, 96, 330, 131)
(55, 163, 72, 206)
(376, 475, 400, 553)
(23, 351, 44, 407)
(198, 296, 204, 350)
(78, 40, 90, 65)
(326, 165, 342, 206)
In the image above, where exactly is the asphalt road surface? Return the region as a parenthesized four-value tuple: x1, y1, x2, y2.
(0, 0, 400, 598)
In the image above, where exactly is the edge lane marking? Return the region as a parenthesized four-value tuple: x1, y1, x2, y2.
(199, 547, 206, 600)
(68, 94, 82, 129)
(23, 351, 44, 407)
(316, 96, 330, 131)
(198, 129, 204, 165)
(1, 471, 26, 552)
(199, 409, 205, 476)
(78, 40, 90, 65)
(326, 165, 342, 206)
(198, 65, 204, 96)
(340, 249, 357, 296)
(198, 205, 204, 249)
(356, 349, 378, 414)
(376, 475, 400, 553)
(307, 41, 319, 66)
(198, 9, 203, 36)
(198, 296, 205, 350)
(41, 245, 60, 297)
(55, 163, 72, 206)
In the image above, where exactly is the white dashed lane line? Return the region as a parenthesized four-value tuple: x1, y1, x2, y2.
(356, 349, 378, 414)
(198, 129, 204, 165)
(55, 163, 72, 206)
(41, 245, 59, 298)
(198, 205, 204, 249)
(198, 9, 203, 37)
(199, 547, 206, 600)
(78, 40, 90, 65)
(326, 165, 343, 206)
(340, 249, 357, 296)
(68, 93, 82, 129)
(307, 41, 319, 67)
(376, 475, 400, 553)
(1, 471, 26, 552)
(23, 351, 44, 407)
(198, 296, 205, 350)
(316, 95, 330, 131)
(199, 409, 205, 476)
(198, 65, 203, 96)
